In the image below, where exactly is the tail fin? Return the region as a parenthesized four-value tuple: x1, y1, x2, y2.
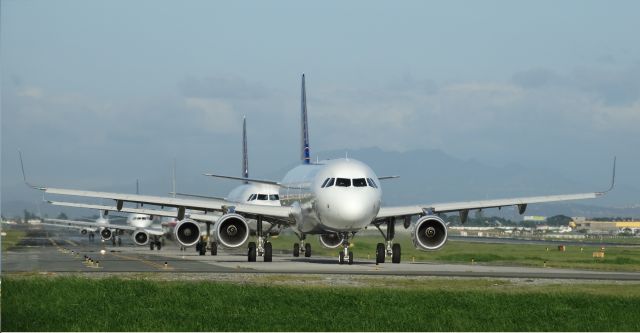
(301, 74, 311, 164)
(172, 159, 177, 198)
(136, 179, 140, 208)
(242, 116, 249, 182)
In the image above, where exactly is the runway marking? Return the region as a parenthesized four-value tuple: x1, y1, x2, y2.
(109, 252, 174, 270)
(65, 239, 79, 246)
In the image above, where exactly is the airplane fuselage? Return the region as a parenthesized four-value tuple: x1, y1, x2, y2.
(280, 158, 382, 234)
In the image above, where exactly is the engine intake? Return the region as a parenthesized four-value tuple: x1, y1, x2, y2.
(133, 230, 149, 246)
(215, 213, 249, 248)
(100, 228, 112, 241)
(80, 229, 88, 235)
(318, 233, 344, 249)
(175, 219, 200, 247)
(412, 215, 448, 251)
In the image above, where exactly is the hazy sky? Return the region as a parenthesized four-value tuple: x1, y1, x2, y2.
(2, 0, 639, 212)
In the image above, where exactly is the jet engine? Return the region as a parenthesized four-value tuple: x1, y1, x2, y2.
(411, 215, 448, 251)
(80, 229, 88, 235)
(133, 230, 149, 246)
(214, 213, 249, 248)
(100, 228, 112, 241)
(318, 233, 344, 249)
(175, 219, 200, 247)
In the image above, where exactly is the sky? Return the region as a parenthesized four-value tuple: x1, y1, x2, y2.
(2, 0, 640, 215)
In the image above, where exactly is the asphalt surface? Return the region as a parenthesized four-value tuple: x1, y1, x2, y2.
(4, 226, 640, 281)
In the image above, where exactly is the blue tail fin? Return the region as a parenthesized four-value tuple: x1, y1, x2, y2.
(301, 74, 311, 164)
(242, 116, 249, 182)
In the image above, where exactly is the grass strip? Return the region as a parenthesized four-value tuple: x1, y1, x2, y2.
(3, 276, 640, 331)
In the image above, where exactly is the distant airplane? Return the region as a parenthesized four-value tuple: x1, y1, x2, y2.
(40, 181, 165, 250)
(23, 74, 616, 264)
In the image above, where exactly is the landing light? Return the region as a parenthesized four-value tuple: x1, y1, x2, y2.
(100, 249, 106, 255)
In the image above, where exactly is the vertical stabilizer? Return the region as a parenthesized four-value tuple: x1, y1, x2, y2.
(242, 116, 249, 183)
(172, 159, 177, 198)
(136, 179, 140, 208)
(301, 74, 311, 164)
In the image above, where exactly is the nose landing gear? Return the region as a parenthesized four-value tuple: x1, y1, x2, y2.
(248, 215, 272, 262)
(337, 233, 354, 265)
(292, 234, 311, 258)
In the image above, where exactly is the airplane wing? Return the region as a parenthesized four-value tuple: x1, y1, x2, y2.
(377, 158, 616, 223)
(46, 201, 222, 222)
(37, 186, 295, 227)
(41, 222, 97, 232)
(44, 218, 140, 232)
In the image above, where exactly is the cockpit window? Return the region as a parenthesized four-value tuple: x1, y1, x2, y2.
(353, 178, 367, 187)
(269, 194, 280, 200)
(336, 178, 351, 187)
(326, 178, 335, 187)
(257, 194, 268, 200)
(248, 194, 257, 201)
(367, 178, 378, 188)
(321, 178, 331, 188)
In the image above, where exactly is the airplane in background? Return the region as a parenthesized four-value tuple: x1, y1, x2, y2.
(37, 180, 166, 250)
(23, 74, 616, 264)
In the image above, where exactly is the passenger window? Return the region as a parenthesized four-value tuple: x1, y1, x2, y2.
(336, 178, 351, 187)
(321, 178, 331, 188)
(326, 178, 335, 187)
(353, 178, 367, 187)
(269, 194, 279, 200)
(257, 194, 268, 200)
(367, 178, 378, 188)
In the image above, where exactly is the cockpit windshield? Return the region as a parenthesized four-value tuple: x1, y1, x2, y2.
(352, 178, 367, 187)
(336, 178, 351, 187)
(257, 194, 268, 200)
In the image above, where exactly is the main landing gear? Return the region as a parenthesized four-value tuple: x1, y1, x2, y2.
(338, 232, 354, 265)
(374, 218, 401, 264)
(149, 236, 162, 251)
(248, 215, 272, 262)
(292, 234, 311, 258)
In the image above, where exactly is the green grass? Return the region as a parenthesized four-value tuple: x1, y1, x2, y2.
(1, 229, 26, 252)
(3, 276, 640, 331)
(269, 234, 640, 271)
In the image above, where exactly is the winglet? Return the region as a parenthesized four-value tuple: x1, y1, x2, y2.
(18, 150, 45, 190)
(301, 74, 311, 164)
(598, 156, 616, 194)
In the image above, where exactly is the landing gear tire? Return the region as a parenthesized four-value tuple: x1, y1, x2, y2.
(210, 242, 218, 256)
(392, 243, 401, 264)
(248, 242, 257, 262)
(199, 242, 206, 256)
(304, 243, 311, 257)
(339, 252, 345, 265)
(112, 237, 116, 246)
(196, 242, 202, 253)
(293, 243, 300, 257)
(375, 243, 385, 264)
(150, 242, 155, 250)
(117, 237, 122, 246)
(264, 242, 273, 262)
(348, 251, 354, 265)
(156, 241, 162, 251)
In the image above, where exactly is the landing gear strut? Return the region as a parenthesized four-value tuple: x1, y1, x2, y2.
(292, 234, 311, 258)
(249, 215, 271, 262)
(375, 218, 401, 264)
(338, 232, 354, 265)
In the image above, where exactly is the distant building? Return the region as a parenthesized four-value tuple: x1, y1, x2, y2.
(573, 220, 640, 235)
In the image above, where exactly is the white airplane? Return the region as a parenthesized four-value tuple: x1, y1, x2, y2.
(23, 74, 615, 264)
(37, 180, 166, 250)
(168, 117, 283, 259)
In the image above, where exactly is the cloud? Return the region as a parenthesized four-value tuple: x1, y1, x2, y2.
(184, 97, 239, 133)
(178, 76, 269, 100)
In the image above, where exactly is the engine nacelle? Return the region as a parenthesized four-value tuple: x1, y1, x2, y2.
(214, 213, 249, 248)
(412, 215, 448, 251)
(100, 228, 112, 241)
(318, 233, 344, 249)
(132, 230, 149, 246)
(174, 219, 200, 247)
(80, 229, 88, 235)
